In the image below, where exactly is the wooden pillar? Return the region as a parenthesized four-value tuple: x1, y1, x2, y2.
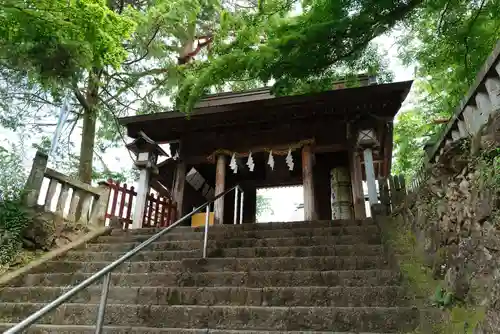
(302, 145, 317, 221)
(214, 155, 226, 224)
(242, 185, 257, 223)
(363, 148, 378, 205)
(349, 149, 366, 219)
(172, 161, 186, 219)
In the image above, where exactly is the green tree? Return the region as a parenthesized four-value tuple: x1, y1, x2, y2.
(0, 0, 135, 88)
(393, 0, 500, 176)
(392, 107, 437, 179)
(0, 141, 30, 268)
(5, 0, 494, 184)
(175, 0, 422, 112)
(0, 0, 225, 183)
(0, 143, 27, 199)
(256, 194, 273, 219)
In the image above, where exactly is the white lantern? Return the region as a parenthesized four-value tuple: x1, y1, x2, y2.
(357, 129, 379, 146)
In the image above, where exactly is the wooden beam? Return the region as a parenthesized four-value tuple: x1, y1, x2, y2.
(214, 155, 227, 224)
(302, 145, 317, 221)
(172, 162, 186, 219)
(181, 116, 348, 159)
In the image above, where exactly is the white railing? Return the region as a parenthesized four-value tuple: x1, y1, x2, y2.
(24, 150, 110, 226)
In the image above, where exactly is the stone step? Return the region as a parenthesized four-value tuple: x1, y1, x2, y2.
(31, 260, 184, 274)
(31, 256, 390, 274)
(14, 270, 401, 287)
(181, 256, 390, 272)
(64, 249, 202, 262)
(210, 245, 384, 257)
(0, 286, 409, 307)
(0, 304, 419, 332)
(98, 226, 380, 243)
(67, 245, 385, 262)
(109, 220, 375, 236)
(87, 235, 383, 252)
(0, 324, 393, 334)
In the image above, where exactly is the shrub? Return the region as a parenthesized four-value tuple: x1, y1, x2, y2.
(0, 196, 29, 265)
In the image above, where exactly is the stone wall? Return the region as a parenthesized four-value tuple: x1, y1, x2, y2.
(386, 115, 500, 332)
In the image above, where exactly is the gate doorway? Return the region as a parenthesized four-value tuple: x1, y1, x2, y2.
(256, 186, 303, 223)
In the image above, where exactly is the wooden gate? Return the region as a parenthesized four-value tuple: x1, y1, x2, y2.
(104, 179, 177, 228)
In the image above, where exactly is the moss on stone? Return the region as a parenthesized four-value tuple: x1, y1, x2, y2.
(378, 215, 486, 333)
(167, 289, 181, 305)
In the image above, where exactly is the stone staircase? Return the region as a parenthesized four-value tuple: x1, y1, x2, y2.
(0, 220, 422, 333)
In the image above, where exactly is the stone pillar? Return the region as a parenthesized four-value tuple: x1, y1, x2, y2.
(132, 167, 151, 229)
(302, 145, 317, 221)
(172, 161, 186, 219)
(91, 182, 112, 226)
(363, 147, 378, 205)
(214, 155, 226, 224)
(24, 150, 48, 207)
(330, 166, 354, 220)
(349, 149, 366, 219)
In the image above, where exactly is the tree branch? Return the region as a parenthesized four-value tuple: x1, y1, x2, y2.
(33, 118, 77, 126)
(72, 86, 92, 111)
(124, 25, 161, 66)
(437, 0, 452, 33)
(94, 148, 111, 172)
(178, 36, 214, 64)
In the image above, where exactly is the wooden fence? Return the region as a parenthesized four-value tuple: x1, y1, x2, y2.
(25, 151, 109, 226)
(142, 192, 176, 228)
(105, 179, 176, 229)
(377, 175, 408, 214)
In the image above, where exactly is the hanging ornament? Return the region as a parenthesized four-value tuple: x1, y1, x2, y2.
(246, 152, 255, 172)
(173, 150, 179, 160)
(267, 150, 275, 170)
(229, 153, 238, 174)
(285, 148, 294, 171)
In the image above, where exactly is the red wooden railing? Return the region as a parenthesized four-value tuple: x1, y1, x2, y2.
(142, 192, 177, 228)
(104, 179, 177, 229)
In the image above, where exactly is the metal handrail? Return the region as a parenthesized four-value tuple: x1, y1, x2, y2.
(4, 185, 244, 334)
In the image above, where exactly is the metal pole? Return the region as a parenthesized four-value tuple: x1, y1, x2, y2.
(95, 272, 111, 334)
(239, 191, 244, 224)
(203, 204, 210, 258)
(233, 187, 239, 225)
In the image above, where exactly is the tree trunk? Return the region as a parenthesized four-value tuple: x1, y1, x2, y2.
(78, 69, 100, 184)
(78, 108, 96, 184)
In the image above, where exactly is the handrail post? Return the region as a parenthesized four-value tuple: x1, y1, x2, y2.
(233, 187, 239, 225)
(239, 191, 244, 224)
(203, 204, 210, 258)
(95, 272, 111, 334)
